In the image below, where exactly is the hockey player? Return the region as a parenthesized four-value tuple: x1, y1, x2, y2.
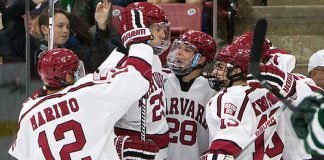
(163, 30, 217, 160)
(246, 61, 323, 158)
(8, 47, 160, 160)
(95, 2, 171, 159)
(233, 32, 317, 159)
(201, 44, 297, 160)
(246, 46, 324, 157)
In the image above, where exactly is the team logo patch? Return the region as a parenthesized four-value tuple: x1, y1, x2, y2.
(93, 72, 109, 81)
(224, 103, 237, 116)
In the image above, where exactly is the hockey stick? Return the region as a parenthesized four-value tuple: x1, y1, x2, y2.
(139, 95, 147, 142)
(48, 0, 55, 50)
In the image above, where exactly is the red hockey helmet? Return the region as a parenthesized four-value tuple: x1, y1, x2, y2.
(232, 32, 271, 61)
(119, 2, 168, 36)
(119, 2, 170, 54)
(217, 44, 250, 77)
(38, 48, 80, 88)
(167, 30, 216, 75)
(178, 30, 216, 62)
(205, 44, 249, 90)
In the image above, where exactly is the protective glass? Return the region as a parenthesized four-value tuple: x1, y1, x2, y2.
(166, 39, 201, 76)
(149, 22, 171, 55)
(74, 60, 86, 82)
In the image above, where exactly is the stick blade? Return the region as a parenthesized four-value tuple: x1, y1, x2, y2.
(249, 18, 268, 78)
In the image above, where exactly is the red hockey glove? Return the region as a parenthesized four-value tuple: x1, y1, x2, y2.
(114, 136, 159, 160)
(119, 8, 152, 48)
(247, 64, 296, 99)
(200, 150, 234, 160)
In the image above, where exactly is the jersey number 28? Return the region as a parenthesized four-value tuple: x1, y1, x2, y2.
(167, 118, 197, 146)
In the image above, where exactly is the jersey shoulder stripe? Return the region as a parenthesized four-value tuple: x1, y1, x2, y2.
(237, 88, 255, 121)
(18, 82, 95, 127)
(216, 88, 227, 118)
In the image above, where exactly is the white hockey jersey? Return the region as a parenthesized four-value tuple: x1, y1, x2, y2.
(282, 74, 321, 159)
(8, 61, 151, 159)
(163, 69, 217, 160)
(206, 85, 287, 160)
(98, 47, 169, 159)
(266, 51, 296, 73)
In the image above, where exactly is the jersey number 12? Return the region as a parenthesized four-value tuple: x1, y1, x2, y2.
(38, 120, 91, 160)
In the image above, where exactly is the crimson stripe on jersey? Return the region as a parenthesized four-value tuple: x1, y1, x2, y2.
(114, 127, 169, 149)
(292, 74, 302, 80)
(125, 56, 152, 81)
(209, 139, 242, 157)
(116, 55, 127, 68)
(269, 107, 279, 117)
(216, 89, 227, 118)
(308, 84, 323, 92)
(18, 82, 96, 128)
(286, 79, 297, 97)
(67, 82, 96, 92)
(237, 88, 254, 121)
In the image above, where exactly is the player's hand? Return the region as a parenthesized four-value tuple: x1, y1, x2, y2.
(200, 150, 234, 160)
(95, 0, 111, 31)
(247, 64, 296, 99)
(119, 7, 152, 48)
(291, 95, 322, 138)
(115, 136, 159, 160)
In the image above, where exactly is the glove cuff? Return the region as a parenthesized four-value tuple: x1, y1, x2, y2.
(121, 28, 151, 48)
(281, 72, 296, 99)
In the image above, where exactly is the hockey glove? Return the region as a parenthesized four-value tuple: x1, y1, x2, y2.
(247, 64, 296, 99)
(119, 8, 152, 48)
(200, 150, 234, 160)
(114, 136, 159, 160)
(291, 95, 322, 138)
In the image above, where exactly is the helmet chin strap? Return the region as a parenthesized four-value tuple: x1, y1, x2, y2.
(191, 53, 201, 67)
(58, 78, 71, 87)
(227, 71, 245, 88)
(55, 76, 72, 88)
